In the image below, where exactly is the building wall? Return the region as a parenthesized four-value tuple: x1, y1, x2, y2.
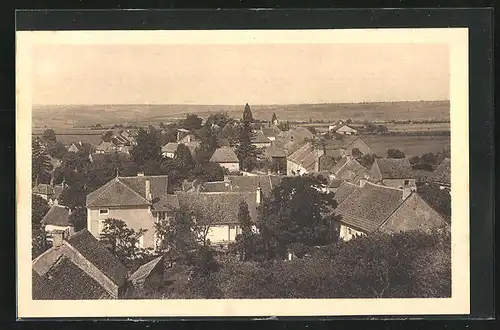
(381, 178, 416, 190)
(339, 224, 365, 241)
(336, 126, 358, 135)
(218, 162, 240, 172)
(253, 142, 272, 149)
(344, 139, 371, 157)
(380, 194, 448, 234)
(206, 224, 242, 245)
(287, 160, 308, 176)
(88, 206, 156, 248)
(162, 151, 175, 158)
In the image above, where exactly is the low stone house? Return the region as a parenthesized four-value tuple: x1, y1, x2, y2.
(369, 158, 417, 191)
(210, 146, 240, 172)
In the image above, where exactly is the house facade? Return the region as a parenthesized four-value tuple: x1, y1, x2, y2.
(86, 174, 179, 249)
(335, 125, 358, 135)
(332, 181, 448, 241)
(286, 143, 324, 176)
(210, 146, 240, 172)
(369, 158, 417, 190)
(40, 205, 74, 242)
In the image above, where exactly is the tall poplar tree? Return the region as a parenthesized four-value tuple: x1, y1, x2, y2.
(236, 103, 260, 171)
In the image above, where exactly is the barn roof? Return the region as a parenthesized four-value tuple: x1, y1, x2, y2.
(128, 256, 164, 285)
(41, 205, 71, 227)
(375, 158, 413, 179)
(210, 146, 239, 163)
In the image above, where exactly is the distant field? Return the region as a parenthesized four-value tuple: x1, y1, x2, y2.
(384, 122, 450, 132)
(361, 135, 450, 157)
(32, 101, 450, 129)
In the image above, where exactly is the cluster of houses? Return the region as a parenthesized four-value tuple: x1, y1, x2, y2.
(32, 115, 451, 300)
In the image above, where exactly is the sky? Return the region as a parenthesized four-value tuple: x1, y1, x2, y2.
(32, 43, 449, 105)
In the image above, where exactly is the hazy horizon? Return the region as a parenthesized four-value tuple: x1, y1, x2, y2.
(33, 43, 449, 105)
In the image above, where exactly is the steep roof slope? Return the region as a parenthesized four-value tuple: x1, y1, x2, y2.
(332, 181, 359, 205)
(210, 146, 239, 163)
(374, 158, 413, 179)
(41, 205, 71, 227)
(335, 183, 405, 233)
(431, 158, 451, 185)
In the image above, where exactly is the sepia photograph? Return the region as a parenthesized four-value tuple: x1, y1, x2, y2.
(16, 28, 469, 317)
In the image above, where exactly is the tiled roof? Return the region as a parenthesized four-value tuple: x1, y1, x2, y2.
(86, 177, 150, 207)
(329, 158, 348, 174)
(152, 194, 179, 212)
(176, 191, 258, 225)
(210, 146, 239, 163)
(128, 256, 164, 284)
(96, 140, 117, 152)
(53, 185, 64, 200)
(252, 131, 272, 144)
(375, 158, 413, 179)
(162, 142, 178, 154)
(33, 184, 55, 196)
(41, 205, 71, 227)
(227, 175, 276, 196)
(328, 179, 343, 189)
(33, 257, 111, 300)
(335, 183, 405, 233)
(333, 158, 367, 184)
(120, 175, 169, 200)
(265, 144, 287, 158)
(333, 181, 360, 204)
(431, 158, 451, 185)
(287, 143, 323, 172)
(67, 229, 129, 287)
(200, 181, 232, 192)
(89, 152, 131, 164)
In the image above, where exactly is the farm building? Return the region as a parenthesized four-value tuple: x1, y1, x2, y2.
(40, 205, 74, 242)
(286, 142, 324, 176)
(210, 146, 240, 172)
(332, 181, 449, 241)
(369, 158, 416, 191)
(252, 130, 272, 148)
(95, 140, 118, 154)
(328, 157, 368, 185)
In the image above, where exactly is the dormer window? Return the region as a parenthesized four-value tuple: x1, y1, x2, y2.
(99, 209, 109, 215)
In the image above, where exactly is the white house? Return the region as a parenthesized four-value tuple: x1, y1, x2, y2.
(286, 142, 324, 176)
(40, 205, 74, 243)
(210, 146, 240, 172)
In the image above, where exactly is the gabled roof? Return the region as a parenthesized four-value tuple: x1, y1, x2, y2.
(176, 191, 258, 225)
(96, 140, 117, 151)
(328, 179, 343, 189)
(86, 177, 150, 207)
(41, 205, 71, 227)
(128, 256, 164, 284)
(265, 144, 287, 158)
(33, 184, 55, 196)
(430, 158, 451, 185)
(333, 158, 367, 184)
(374, 158, 413, 179)
(336, 124, 358, 132)
(32, 256, 111, 300)
(67, 229, 129, 287)
(287, 143, 323, 172)
(333, 181, 359, 204)
(334, 183, 405, 233)
(252, 131, 272, 144)
(119, 175, 169, 200)
(210, 146, 239, 163)
(179, 134, 196, 144)
(227, 175, 276, 196)
(262, 127, 280, 138)
(162, 142, 179, 154)
(329, 158, 348, 174)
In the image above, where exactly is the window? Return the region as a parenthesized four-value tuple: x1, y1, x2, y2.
(404, 180, 410, 186)
(99, 209, 109, 215)
(98, 219, 105, 233)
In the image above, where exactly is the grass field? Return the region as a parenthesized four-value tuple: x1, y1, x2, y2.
(32, 101, 450, 129)
(361, 135, 450, 157)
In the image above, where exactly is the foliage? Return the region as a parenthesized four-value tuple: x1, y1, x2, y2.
(271, 112, 278, 123)
(236, 104, 261, 171)
(256, 175, 338, 259)
(32, 194, 51, 259)
(387, 149, 406, 159)
(100, 218, 149, 267)
(277, 121, 290, 131)
(307, 127, 317, 135)
(69, 208, 87, 231)
(206, 112, 233, 129)
(131, 128, 162, 166)
(102, 131, 113, 142)
(351, 147, 363, 159)
(58, 186, 86, 209)
(196, 124, 219, 158)
(42, 129, 57, 143)
(357, 153, 380, 168)
(181, 114, 203, 131)
(416, 183, 451, 222)
(233, 201, 255, 261)
(219, 123, 240, 147)
(154, 209, 198, 260)
(365, 123, 388, 134)
(46, 141, 68, 159)
(32, 138, 53, 184)
(190, 162, 226, 183)
(172, 144, 196, 181)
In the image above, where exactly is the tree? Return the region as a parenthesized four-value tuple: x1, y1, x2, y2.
(206, 112, 232, 129)
(234, 201, 256, 261)
(220, 123, 239, 147)
(100, 218, 148, 267)
(376, 125, 389, 134)
(42, 129, 57, 144)
(387, 149, 406, 159)
(278, 121, 290, 131)
(102, 131, 113, 142)
(159, 122, 166, 129)
(351, 148, 363, 159)
(32, 194, 50, 259)
(131, 128, 162, 166)
(257, 175, 339, 259)
(197, 124, 219, 155)
(358, 153, 380, 168)
(420, 152, 438, 166)
(271, 112, 277, 123)
(58, 186, 86, 209)
(346, 119, 353, 124)
(46, 141, 68, 159)
(236, 104, 260, 172)
(243, 103, 253, 122)
(69, 208, 87, 231)
(182, 114, 203, 131)
(32, 138, 53, 184)
(191, 162, 226, 183)
(409, 155, 420, 166)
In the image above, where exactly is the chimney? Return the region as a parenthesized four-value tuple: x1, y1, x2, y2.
(402, 187, 412, 200)
(145, 179, 151, 201)
(52, 230, 65, 247)
(137, 172, 144, 177)
(256, 183, 262, 205)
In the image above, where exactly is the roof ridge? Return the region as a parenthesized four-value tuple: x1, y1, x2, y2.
(117, 179, 153, 203)
(86, 179, 118, 206)
(365, 181, 405, 192)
